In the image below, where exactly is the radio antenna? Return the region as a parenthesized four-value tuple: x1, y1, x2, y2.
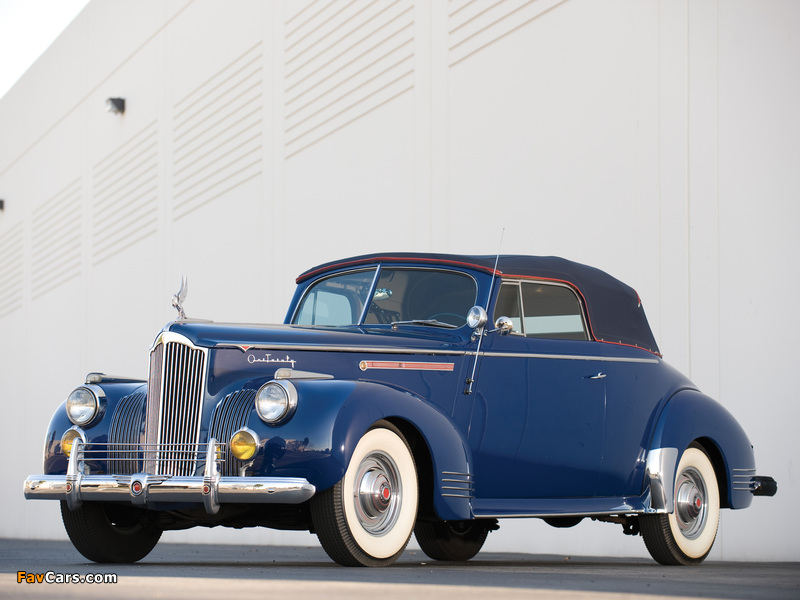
(465, 228, 505, 395)
(486, 228, 505, 307)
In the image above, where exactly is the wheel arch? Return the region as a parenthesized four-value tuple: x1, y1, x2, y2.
(383, 416, 437, 521)
(325, 381, 474, 521)
(693, 436, 730, 509)
(646, 389, 755, 511)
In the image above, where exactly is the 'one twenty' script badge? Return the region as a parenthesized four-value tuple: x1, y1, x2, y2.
(247, 353, 297, 368)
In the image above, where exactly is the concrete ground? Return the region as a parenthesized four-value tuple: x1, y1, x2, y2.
(1, 540, 797, 600)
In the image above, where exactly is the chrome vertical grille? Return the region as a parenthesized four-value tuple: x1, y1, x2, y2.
(144, 333, 208, 476)
(108, 391, 147, 474)
(208, 389, 256, 476)
(144, 342, 163, 474)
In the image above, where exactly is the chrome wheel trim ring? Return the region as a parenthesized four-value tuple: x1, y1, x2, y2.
(353, 451, 402, 536)
(674, 466, 707, 540)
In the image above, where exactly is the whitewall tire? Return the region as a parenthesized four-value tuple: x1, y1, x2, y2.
(641, 445, 720, 565)
(311, 420, 418, 566)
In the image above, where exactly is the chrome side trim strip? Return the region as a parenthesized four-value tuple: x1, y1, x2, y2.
(732, 468, 758, 491)
(476, 510, 644, 519)
(216, 343, 466, 356)
(479, 351, 659, 364)
(359, 360, 455, 372)
(215, 344, 659, 364)
(440, 470, 473, 499)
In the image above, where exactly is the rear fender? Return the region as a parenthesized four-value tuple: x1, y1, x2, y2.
(646, 389, 755, 511)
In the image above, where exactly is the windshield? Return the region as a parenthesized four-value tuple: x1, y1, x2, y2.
(293, 267, 477, 328)
(294, 269, 376, 326)
(365, 268, 476, 327)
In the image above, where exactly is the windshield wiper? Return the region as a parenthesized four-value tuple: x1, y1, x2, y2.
(390, 319, 457, 330)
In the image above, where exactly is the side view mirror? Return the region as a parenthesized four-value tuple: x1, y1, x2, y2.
(493, 316, 514, 335)
(466, 306, 488, 329)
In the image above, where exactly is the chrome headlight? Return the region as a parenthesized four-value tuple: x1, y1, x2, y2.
(467, 305, 488, 329)
(66, 386, 103, 426)
(255, 380, 297, 425)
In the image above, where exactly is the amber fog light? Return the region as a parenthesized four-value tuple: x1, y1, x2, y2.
(230, 428, 259, 460)
(61, 429, 84, 457)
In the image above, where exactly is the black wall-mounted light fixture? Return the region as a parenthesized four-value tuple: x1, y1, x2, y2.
(106, 97, 125, 114)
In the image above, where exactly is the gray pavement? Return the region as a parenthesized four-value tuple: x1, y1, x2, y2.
(1, 539, 797, 600)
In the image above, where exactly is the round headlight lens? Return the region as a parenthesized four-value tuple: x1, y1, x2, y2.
(255, 381, 297, 424)
(61, 429, 84, 457)
(66, 387, 99, 425)
(230, 429, 258, 460)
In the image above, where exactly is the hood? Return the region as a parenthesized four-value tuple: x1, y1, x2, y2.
(165, 320, 468, 353)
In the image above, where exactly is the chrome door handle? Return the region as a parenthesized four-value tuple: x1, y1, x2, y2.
(588, 372, 606, 380)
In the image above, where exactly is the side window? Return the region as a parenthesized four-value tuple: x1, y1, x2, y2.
(294, 269, 376, 326)
(493, 283, 523, 333)
(520, 282, 588, 340)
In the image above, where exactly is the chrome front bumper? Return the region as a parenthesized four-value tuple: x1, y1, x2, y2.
(23, 437, 315, 514)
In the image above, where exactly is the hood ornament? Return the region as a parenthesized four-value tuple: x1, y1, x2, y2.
(171, 275, 188, 320)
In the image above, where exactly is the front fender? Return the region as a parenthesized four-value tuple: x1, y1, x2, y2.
(321, 380, 473, 521)
(43, 381, 147, 474)
(647, 389, 755, 510)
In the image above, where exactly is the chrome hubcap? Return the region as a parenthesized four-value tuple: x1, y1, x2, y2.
(354, 451, 401, 536)
(675, 467, 707, 539)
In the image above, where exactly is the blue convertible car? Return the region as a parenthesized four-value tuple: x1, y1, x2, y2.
(24, 253, 775, 566)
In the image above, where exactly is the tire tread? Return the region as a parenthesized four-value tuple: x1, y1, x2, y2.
(640, 444, 719, 566)
(61, 501, 161, 563)
(415, 520, 490, 561)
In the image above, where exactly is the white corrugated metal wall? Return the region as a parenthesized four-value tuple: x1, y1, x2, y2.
(0, 0, 797, 560)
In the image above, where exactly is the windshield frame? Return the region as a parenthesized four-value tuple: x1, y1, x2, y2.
(290, 265, 478, 329)
(290, 267, 379, 327)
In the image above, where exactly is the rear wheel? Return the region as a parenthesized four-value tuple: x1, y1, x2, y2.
(641, 445, 720, 565)
(311, 421, 418, 566)
(60, 501, 162, 563)
(415, 520, 493, 561)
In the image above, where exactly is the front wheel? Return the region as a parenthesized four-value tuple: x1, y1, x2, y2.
(641, 445, 720, 565)
(60, 501, 162, 563)
(311, 421, 418, 566)
(415, 520, 495, 561)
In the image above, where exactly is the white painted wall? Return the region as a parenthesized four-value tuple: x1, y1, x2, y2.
(1, 0, 797, 561)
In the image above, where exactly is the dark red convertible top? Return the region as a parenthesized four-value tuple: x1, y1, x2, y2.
(298, 253, 660, 356)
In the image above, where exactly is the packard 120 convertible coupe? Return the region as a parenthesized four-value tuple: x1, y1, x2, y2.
(24, 253, 776, 566)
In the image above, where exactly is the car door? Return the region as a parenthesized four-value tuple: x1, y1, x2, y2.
(594, 342, 667, 497)
(465, 281, 607, 500)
